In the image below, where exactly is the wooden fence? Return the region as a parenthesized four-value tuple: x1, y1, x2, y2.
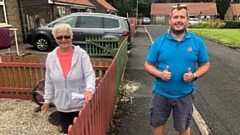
(0, 55, 112, 100)
(86, 37, 121, 58)
(68, 59, 116, 135)
(0, 37, 128, 135)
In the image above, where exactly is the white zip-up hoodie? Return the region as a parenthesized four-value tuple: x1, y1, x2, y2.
(44, 45, 96, 112)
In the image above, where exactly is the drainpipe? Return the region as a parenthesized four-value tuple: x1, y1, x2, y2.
(17, 0, 26, 43)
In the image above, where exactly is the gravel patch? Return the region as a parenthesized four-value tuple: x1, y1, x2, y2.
(0, 98, 60, 135)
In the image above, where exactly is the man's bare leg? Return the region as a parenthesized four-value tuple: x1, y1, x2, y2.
(179, 127, 190, 135)
(152, 125, 164, 135)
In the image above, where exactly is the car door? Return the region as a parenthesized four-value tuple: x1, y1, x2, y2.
(74, 15, 104, 48)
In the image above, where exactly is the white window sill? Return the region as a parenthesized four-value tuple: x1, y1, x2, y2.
(0, 24, 12, 28)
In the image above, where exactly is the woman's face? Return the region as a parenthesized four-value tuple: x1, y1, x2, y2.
(55, 30, 72, 49)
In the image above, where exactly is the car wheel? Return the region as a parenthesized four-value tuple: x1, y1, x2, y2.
(35, 36, 51, 51)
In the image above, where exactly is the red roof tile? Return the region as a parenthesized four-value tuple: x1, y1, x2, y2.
(231, 4, 240, 16)
(151, 2, 218, 15)
(54, 0, 95, 7)
(97, 0, 117, 11)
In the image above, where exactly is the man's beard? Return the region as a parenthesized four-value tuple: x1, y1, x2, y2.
(171, 28, 186, 35)
(170, 23, 187, 35)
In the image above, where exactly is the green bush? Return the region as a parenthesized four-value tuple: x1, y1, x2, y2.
(224, 21, 240, 28)
(217, 22, 226, 28)
(188, 21, 226, 29)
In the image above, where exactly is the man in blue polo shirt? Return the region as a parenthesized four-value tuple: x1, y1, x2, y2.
(144, 4, 210, 135)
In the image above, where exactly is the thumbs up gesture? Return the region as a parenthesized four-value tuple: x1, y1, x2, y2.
(183, 68, 193, 82)
(161, 66, 171, 81)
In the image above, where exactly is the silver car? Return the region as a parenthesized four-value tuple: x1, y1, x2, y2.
(27, 13, 132, 51)
(142, 17, 151, 25)
(189, 18, 201, 24)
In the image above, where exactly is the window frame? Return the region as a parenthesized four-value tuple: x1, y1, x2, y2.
(156, 15, 165, 22)
(0, 0, 8, 25)
(57, 6, 65, 17)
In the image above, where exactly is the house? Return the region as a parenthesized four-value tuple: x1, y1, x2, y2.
(89, 0, 117, 14)
(224, 3, 240, 21)
(0, 0, 96, 45)
(151, 2, 218, 24)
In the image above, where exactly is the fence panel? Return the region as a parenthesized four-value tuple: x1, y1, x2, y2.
(0, 55, 112, 100)
(68, 59, 116, 135)
(86, 37, 121, 58)
(114, 37, 128, 101)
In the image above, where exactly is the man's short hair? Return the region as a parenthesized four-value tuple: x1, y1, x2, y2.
(169, 4, 189, 18)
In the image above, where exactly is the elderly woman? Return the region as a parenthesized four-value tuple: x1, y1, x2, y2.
(41, 23, 95, 135)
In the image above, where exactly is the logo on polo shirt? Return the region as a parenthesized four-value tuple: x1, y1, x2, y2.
(188, 47, 192, 52)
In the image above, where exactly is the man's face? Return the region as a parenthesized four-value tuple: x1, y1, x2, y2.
(169, 8, 189, 34)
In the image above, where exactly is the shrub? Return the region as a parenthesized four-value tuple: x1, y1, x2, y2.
(188, 21, 226, 29)
(224, 21, 240, 28)
(217, 22, 226, 28)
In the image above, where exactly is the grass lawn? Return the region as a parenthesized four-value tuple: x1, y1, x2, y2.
(188, 29, 240, 47)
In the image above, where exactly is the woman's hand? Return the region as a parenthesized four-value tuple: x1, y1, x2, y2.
(83, 90, 94, 102)
(41, 103, 49, 113)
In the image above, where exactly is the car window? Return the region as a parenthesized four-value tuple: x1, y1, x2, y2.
(123, 19, 131, 31)
(49, 16, 78, 28)
(104, 18, 119, 28)
(143, 17, 150, 20)
(79, 16, 102, 28)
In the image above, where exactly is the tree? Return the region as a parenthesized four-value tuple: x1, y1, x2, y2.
(106, 0, 135, 17)
(216, 0, 231, 19)
(107, 0, 238, 20)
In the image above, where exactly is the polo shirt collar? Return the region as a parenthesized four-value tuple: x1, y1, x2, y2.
(166, 31, 191, 41)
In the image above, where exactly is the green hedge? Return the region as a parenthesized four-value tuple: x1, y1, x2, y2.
(188, 21, 226, 29)
(224, 21, 240, 28)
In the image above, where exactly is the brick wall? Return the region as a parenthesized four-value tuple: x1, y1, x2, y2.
(5, 0, 23, 43)
(5, 0, 54, 44)
(20, 0, 53, 23)
(89, 0, 108, 13)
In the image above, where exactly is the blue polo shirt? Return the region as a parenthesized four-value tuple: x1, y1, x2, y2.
(146, 32, 209, 98)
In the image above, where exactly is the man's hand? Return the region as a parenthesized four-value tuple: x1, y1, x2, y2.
(83, 90, 94, 102)
(183, 68, 194, 82)
(41, 103, 49, 114)
(161, 66, 171, 81)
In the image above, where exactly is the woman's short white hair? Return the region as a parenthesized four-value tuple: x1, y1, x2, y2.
(52, 23, 73, 39)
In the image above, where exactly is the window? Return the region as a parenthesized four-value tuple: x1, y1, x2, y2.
(156, 16, 165, 22)
(201, 15, 210, 21)
(104, 18, 119, 28)
(49, 16, 78, 28)
(79, 16, 102, 28)
(0, 0, 7, 24)
(57, 6, 65, 17)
